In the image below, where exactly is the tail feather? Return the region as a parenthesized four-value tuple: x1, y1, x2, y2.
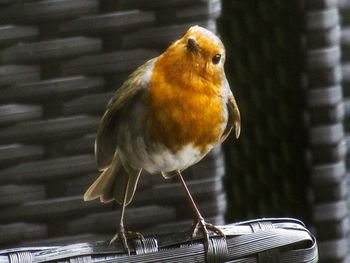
(84, 155, 142, 205)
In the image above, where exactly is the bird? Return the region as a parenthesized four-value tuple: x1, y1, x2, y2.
(83, 25, 241, 254)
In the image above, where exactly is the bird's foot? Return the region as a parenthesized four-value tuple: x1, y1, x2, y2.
(191, 217, 225, 249)
(110, 225, 144, 256)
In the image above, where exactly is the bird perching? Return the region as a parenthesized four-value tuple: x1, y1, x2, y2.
(84, 25, 241, 254)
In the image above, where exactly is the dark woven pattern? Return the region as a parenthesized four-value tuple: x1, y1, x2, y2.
(218, 1, 308, 221)
(0, 0, 224, 248)
(339, 0, 350, 261)
(220, 1, 350, 262)
(304, 1, 349, 262)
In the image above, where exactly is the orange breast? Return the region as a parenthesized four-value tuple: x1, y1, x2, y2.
(146, 52, 224, 153)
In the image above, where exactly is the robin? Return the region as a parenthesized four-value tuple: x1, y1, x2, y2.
(84, 25, 240, 254)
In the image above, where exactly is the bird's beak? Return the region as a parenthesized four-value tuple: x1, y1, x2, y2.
(186, 37, 200, 53)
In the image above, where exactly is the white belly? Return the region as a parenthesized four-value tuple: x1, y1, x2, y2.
(118, 135, 210, 174)
(143, 144, 208, 173)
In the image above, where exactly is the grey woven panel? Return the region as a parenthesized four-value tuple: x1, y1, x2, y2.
(339, 0, 350, 262)
(0, 0, 225, 248)
(305, 1, 349, 262)
(0, 218, 318, 263)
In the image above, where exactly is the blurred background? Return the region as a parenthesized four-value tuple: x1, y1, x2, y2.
(0, 0, 349, 262)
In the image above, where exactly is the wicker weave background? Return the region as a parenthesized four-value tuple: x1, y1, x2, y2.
(0, 0, 226, 249)
(340, 0, 350, 261)
(218, 0, 308, 221)
(220, 0, 350, 262)
(304, 1, 349, 262)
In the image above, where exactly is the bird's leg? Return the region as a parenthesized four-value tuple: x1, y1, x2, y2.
(175, 171, 225, 249)
(110, 178, 144, 256)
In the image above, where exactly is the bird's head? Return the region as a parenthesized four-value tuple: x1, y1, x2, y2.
(181, 25, 225, 68)
(159, 26, 226, 87)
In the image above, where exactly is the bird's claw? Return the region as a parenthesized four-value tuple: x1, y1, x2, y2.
(110, 225, 145, 256)
(191, 217, 225, 249)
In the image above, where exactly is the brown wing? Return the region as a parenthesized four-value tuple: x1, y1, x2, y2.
(220, 86, 241, 143)
(95, 58, 156, 170)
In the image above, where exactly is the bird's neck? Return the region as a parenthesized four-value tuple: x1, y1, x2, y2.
(154, 46, 222, 95)
(145, 53, 225, 153)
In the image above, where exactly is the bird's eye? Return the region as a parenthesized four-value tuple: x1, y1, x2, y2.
(212, 54, 221, 64)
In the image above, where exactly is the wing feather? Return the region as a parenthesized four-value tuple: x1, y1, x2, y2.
(220, 82, 241, 143)
(95, 58, 156, 170)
